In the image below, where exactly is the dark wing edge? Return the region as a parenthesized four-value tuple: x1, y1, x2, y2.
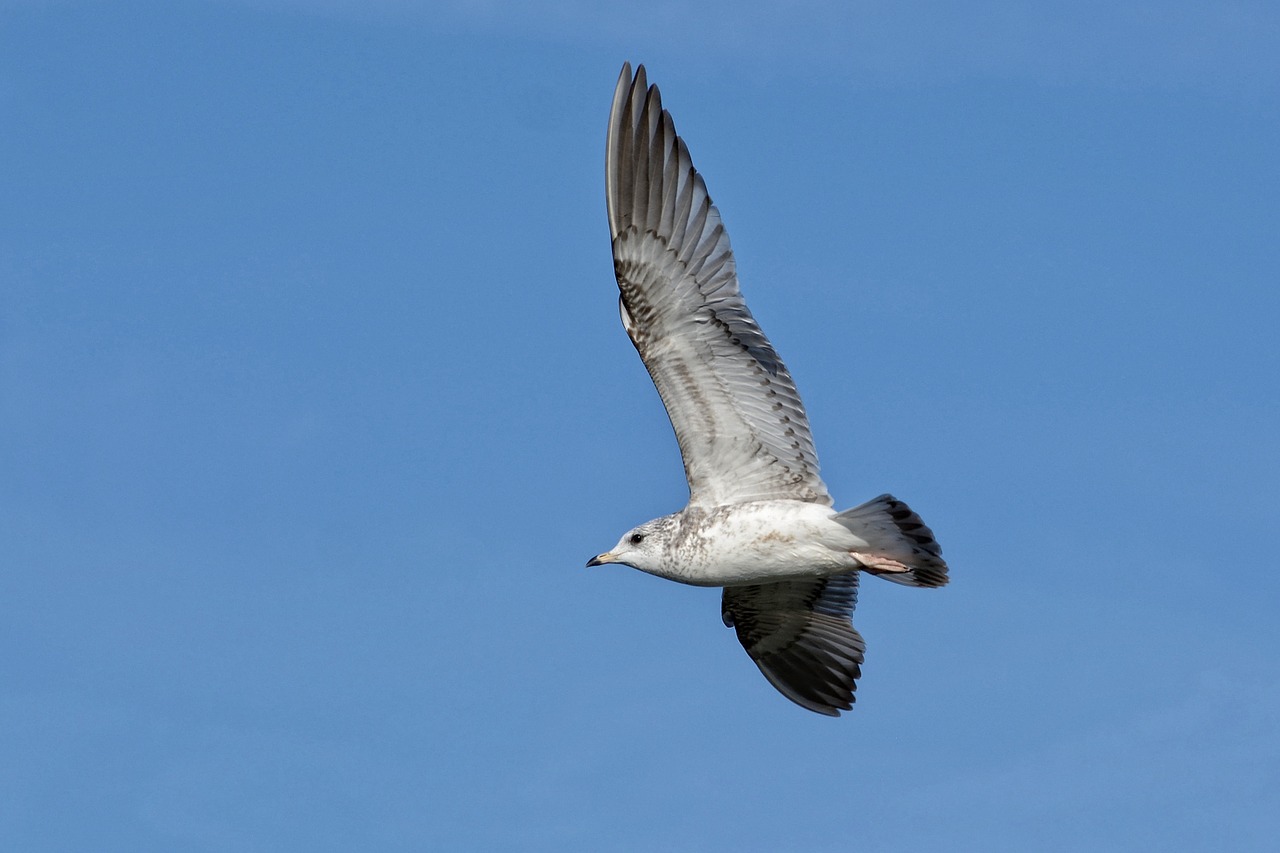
(721, 573, 865, 716)
(605, 62, 831, 508)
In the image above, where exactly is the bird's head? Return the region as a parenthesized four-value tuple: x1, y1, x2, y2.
(587, 517, 674, 574)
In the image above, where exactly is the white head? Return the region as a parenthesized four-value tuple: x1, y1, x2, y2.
(587, 516, 676, 575)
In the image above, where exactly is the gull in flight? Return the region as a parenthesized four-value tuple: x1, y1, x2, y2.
(588, 63, 949, 716)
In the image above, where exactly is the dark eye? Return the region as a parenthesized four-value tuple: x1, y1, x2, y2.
(629, 533, 645, 545)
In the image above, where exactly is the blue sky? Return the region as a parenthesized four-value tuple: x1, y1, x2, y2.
(3, 1, 1278, 850)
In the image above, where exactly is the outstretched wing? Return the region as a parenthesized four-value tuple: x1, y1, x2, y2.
(606, 63, 830, 509)
(721, 573, 864, 716)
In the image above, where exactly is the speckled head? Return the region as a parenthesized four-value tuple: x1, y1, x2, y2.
(586, 515, 679, 574)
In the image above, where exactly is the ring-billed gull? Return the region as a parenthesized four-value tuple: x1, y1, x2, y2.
(588, 63, 949, 716)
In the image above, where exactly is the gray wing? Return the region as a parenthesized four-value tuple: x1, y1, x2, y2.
(606, 63, 830, 509)
(721, 573, 864, 716)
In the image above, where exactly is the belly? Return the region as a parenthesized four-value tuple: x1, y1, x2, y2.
(669, 501, 858, 586)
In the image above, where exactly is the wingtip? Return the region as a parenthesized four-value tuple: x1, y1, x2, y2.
(755, 661, 853, 717)
(608, 63, 644, 222)
(614, 62, 649, 96)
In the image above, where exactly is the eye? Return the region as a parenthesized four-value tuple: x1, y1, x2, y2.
(629, 533, 645, 545)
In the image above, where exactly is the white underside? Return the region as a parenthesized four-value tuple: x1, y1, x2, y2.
(657, 500, 869, 587)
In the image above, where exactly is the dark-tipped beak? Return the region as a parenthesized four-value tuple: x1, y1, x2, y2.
(586, 552, 612, 567)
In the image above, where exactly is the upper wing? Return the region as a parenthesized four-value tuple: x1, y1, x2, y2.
(606, 63, 830, 509)
(721, 573, 864, 716)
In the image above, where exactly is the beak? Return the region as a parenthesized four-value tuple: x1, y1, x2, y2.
(586, 552, 615, 567)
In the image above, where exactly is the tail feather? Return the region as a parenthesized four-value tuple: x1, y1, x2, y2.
(834, 494, 949, 588)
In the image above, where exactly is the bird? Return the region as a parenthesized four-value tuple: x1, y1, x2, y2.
(588, 63, 949, 716)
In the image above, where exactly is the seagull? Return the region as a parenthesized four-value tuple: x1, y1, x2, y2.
(588, 63, 949, 716)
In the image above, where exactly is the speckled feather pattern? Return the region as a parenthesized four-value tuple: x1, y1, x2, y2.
(597, 64, 948, 716)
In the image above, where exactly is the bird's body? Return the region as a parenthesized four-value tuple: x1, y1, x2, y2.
(609, 501, 863, 587)
(590, 63, 949, 716)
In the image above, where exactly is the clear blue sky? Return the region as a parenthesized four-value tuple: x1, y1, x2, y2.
(3, 2, 1278, 850)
